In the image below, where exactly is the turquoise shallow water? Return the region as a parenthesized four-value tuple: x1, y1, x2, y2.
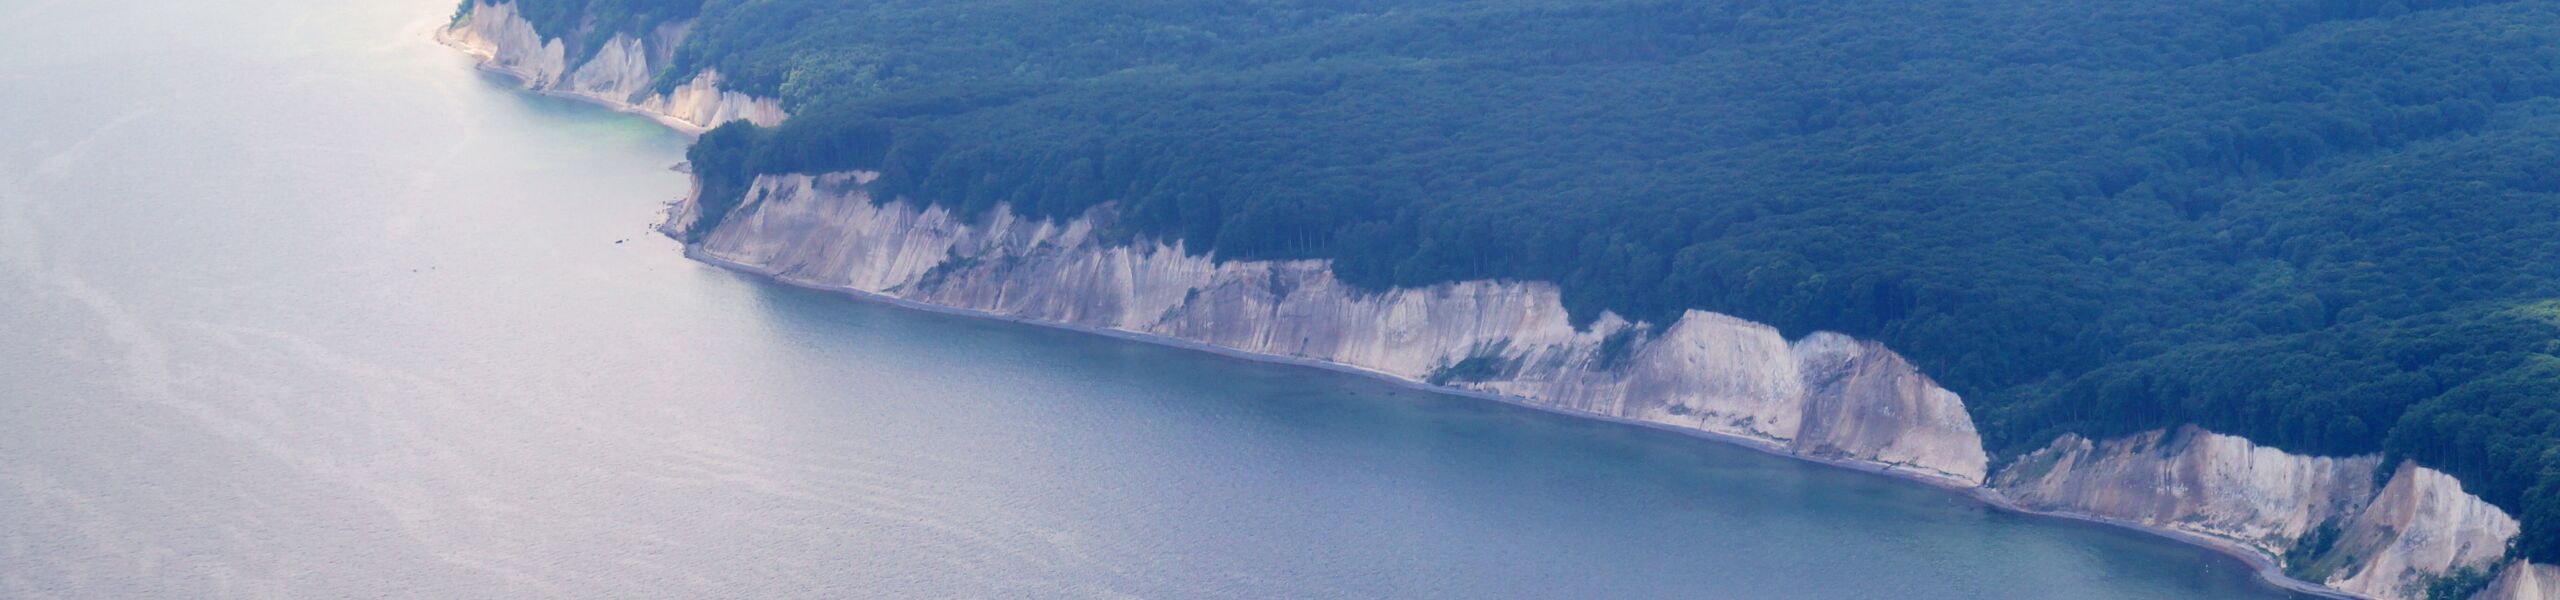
(0, 0, 2314, 597)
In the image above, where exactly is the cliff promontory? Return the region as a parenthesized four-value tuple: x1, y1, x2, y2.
(439, 2, 782, 133)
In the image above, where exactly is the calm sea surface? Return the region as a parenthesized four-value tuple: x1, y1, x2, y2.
(0, 1, 2316, 597)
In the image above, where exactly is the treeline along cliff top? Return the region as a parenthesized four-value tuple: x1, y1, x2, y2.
(471, 0, 2560, 561)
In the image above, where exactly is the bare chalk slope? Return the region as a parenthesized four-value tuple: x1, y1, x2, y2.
(440, 1, 783, 133)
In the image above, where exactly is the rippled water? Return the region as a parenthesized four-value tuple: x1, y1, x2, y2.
(0, 0, 2316, 597)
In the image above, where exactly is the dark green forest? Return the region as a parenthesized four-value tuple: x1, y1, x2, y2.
(489, 0, 2560, 560)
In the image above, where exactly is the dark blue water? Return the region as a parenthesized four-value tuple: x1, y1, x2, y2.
(0, 0, 2313, 597)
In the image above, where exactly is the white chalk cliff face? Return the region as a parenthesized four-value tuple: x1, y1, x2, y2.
(649, 171, 2560, 599)
(1994, 427, 2385, 558)
(669, 173, 1993, 483)
(2485, 561, 2560, 600)
(2323, 463, 2522, 599)
(1993, 428, 2532, 599)
(440, 2, 784, 132)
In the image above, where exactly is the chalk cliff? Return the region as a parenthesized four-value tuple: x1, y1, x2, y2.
(2321, 463, 2520, 599)
(670, 172, 1993, 483)
(1993, 427, 2384, 558)
(441, 9, 2552, 591)
(1992, 428, 2531, 598)
(2485, 561, 2560, 600)
(440, 1, 784, 132)
(647, 171, 2560, 599)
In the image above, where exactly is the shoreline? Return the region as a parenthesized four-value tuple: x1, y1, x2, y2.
(431, 23, 715, 137)
(435, 23, 2361, 600)
(679, 245, 2362, 600)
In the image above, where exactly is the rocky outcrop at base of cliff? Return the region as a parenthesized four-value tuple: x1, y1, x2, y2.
(441, 1, 784, 132)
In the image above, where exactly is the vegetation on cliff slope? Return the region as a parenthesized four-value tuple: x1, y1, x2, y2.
(488, 0, 702, 62)
(491, 0, 2560, 560)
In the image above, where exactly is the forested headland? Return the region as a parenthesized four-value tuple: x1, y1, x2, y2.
(486, 0, 2560, 561)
